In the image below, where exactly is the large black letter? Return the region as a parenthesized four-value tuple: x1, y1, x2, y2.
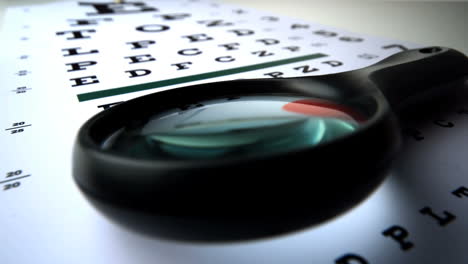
(335, 253, 369, 264)
(198, 19, 233, 27)
(66, 61, 97, 72)
(136, 24, 170, 32)
(218, 43, 240, 51)
(340, 36, 364, 42)
(322, 60, 343, 67)
(62, 47, 98, 57)
(227, 29, 254, 37)
(251, 50, 274, 57)
(452, 186, 468, 198)
(126, 40, 155, 49)
(67, 18, 112, 26)
(155, 13, 191, 20)
(70, 76, 99, 87)
(171, 62, 192, 70)
(256, 38, 279, 46)
(79, 2, 157, 16)
(264, 72, 283, 78)
(182, 34, 213, 42)
(261, 16, 279, 22)
(382, 225, 414, 251)
(314, 30, 337, 38)
(124, 54, 156, 64)
(291, 24, 309, 29)
(339, 37, 364, 42)
(283, 46, 300, 52)
(293, 65, 318, 73)
(419, 207, 456, 226)
(56, 29, 96, 40)
(126, 69, 151, 78)
(215, 56, 235, 63)
(178, 48, 202, 56)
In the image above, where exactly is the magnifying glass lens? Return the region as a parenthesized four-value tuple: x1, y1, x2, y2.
(105, 95, 363, 159)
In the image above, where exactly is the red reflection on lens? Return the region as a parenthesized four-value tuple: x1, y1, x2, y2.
(282, 99, 365, 122)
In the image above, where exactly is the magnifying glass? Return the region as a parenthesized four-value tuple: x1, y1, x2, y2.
(73, 47, 468, 241)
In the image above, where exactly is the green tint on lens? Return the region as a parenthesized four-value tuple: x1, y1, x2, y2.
(106, 95, 363, 160)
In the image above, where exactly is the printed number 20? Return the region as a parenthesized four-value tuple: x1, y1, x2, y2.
(3, 182, 20, 191)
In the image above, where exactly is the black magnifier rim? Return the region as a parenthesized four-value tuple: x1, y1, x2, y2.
(73, 76, 400, 213)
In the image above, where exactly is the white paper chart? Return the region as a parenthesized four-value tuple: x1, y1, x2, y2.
(1, 1, 468, 263)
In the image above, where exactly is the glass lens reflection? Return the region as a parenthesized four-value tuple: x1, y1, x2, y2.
(105, 95, 363, 159)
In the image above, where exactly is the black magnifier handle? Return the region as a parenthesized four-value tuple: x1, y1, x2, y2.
(267, 47, 468, 115)
(359, 47, 468, 110)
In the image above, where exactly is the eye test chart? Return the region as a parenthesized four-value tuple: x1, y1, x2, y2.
(1, 1, 468, 263)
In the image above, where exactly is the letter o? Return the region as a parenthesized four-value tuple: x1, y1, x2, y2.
(136, 24, 170, 32)
(178, 48, 202, 56)
(215, 56, 235, 62)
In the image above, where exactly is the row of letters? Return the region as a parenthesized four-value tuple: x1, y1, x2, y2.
(58, 1, 367, 89)
(335, 186, 468, 263)
(56, 22, 360, 88)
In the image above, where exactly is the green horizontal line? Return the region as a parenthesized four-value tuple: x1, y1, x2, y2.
(77, 53, 328, 102)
